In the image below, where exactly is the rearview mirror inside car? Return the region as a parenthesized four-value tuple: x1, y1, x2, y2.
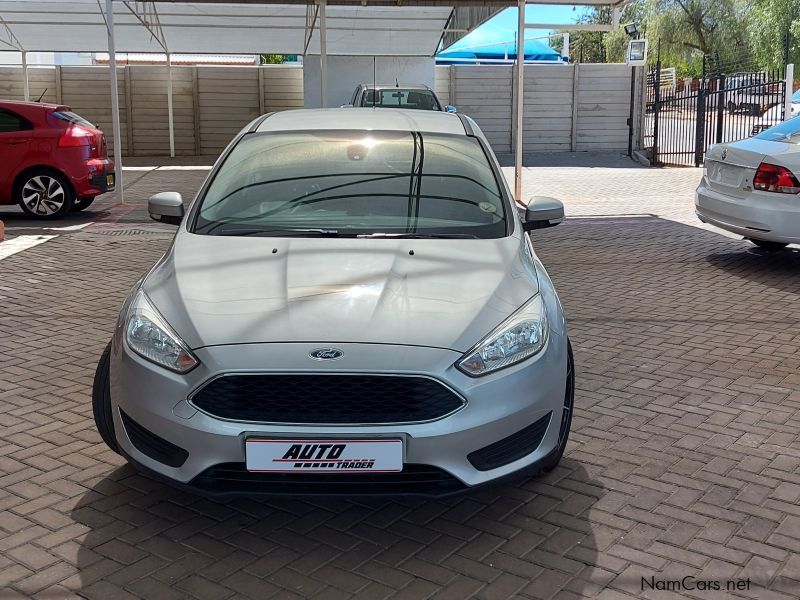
(523, 196, 564, 232)
(148, 192, 184, 226)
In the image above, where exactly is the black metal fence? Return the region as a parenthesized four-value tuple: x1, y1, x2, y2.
(645, 60, 787, 167)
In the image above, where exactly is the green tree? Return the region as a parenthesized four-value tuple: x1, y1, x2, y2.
(575, 0, 751, 76)
(562, 7, 612, 63)
(747, 0, 800, 69)
(645, 0, 749, 74)
(561, 3, 644, 63)
(260, 54, 285, 64)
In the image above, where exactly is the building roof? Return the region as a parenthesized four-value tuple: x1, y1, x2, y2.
(438, 38, 561, 62)
(361, 84, 434, 90)
(256, 108, 468, 135)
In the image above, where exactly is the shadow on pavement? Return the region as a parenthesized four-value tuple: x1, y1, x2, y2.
(0, 206, 113, 227)
(706, 247, 800, 294)
(69, 459, 603, 598)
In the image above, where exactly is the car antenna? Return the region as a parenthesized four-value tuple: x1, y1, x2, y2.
(395, 77, 399, 88)
(35, 88, 47, 103)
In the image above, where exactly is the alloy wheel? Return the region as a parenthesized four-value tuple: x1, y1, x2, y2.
(21, 175, 66, 216)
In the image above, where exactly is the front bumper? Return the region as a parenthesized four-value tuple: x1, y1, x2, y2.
(109, 335, 569, 495)
(696, 181, 800, 244)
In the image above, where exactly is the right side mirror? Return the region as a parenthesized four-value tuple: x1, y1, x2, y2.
(523, 196, 564, 231)
(148, 192, 184, 226)
(445, 105, 458, 113)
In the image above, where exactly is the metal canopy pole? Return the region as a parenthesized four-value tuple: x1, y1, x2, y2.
(167, 52, 175, 157)
(318, 0, 327, 108)
(513, 0, 525, 204)
(21, 50, 29, 101)
(106, 0, 124, 203)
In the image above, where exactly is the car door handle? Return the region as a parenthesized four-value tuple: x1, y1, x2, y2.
(8, 139, 28, 145)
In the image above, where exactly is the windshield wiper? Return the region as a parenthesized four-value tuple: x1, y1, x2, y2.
(215, 227, 344, 237)
(357, 232, 479, 239)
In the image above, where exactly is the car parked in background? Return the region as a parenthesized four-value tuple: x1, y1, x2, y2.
(93, 108, 573, 497)
(724, 72, 782, 116)
(792, 89, 800, 118)
(0, 100, 114, 219)
(343, 84, 455, 112)
(697, 115, 800, 250)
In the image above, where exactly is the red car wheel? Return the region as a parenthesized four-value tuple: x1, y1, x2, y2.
(16, 170, 75, 219)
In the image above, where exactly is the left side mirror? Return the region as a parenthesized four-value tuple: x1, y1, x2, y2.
(446, 105, 457, 113)
(523, 196, 564, 231)
(149, 192, 184, 226)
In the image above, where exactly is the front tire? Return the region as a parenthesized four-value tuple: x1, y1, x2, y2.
(538, 339, 575, 474)
(749, 239, 788, 251)
(15, 170, 74, 219)
(93, 343, 121, 454)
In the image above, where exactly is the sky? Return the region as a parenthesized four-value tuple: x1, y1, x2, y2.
(447, 5, 590, 52)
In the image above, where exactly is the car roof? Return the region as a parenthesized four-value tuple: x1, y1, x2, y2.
(0, 100, 65, 111)
(361, 84, 433, 91)
(256, 108, 467, 136)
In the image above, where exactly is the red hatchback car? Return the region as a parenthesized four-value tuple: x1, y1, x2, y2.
(0, 101, 114, 219)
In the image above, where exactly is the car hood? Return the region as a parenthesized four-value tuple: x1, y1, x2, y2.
(142, 232, 539, 352)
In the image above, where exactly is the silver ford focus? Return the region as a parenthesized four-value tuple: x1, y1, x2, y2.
(93, 108, 574, 497)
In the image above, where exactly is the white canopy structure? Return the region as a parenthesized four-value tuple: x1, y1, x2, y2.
(0, 1, 462, 55)
(0, 0, 630, 202)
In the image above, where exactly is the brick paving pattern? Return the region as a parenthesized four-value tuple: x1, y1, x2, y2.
(1, 153, 799, 599)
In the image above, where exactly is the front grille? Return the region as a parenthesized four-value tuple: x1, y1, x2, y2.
(467, 412, 552, 471)
(120, 410, 188, 468)
(191, 374, 465, 424)
(190, 462, 467, 497)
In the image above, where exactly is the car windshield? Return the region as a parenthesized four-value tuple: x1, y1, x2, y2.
(361, 89, 441, 111)
(193, 130, 507, 238)
(754, 115, 800, 143)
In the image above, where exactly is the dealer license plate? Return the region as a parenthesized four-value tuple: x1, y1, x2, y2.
(245, 439, 403, 473)
(708, 161, 744, 187)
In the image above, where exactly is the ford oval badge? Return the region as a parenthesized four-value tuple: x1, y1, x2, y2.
(309, 348, 344, 360)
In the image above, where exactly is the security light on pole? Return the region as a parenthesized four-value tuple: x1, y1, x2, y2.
(624, 23, 639, 39)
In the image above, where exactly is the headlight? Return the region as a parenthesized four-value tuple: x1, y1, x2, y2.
(457, 295, 548, 377)
(125, 291, 199, 373)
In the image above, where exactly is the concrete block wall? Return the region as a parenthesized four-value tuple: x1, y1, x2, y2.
(0, 63, 638, 157)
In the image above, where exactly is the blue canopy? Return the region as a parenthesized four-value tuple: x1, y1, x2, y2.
(437, 38, 562, 63)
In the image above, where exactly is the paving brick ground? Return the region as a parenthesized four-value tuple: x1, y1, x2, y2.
(1, 152, 799, 599)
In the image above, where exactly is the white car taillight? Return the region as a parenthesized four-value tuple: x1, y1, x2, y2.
(753, 162, 800, 194)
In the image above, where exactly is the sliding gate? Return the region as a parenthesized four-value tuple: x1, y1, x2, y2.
(645, 63, 787, 167)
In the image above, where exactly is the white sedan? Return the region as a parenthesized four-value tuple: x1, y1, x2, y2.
(696, 116, 800, 250)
